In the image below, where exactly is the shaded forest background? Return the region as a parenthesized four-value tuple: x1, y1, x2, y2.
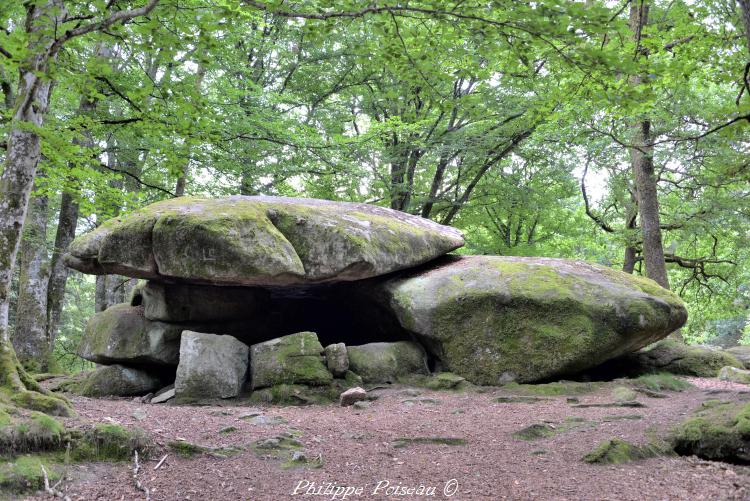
(1, 0, 749, 374)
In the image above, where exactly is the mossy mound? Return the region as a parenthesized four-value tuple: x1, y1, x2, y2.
(501, 381, 604, 396)
(0, 454, 61, 494)
(0, 410, 65, 453)
(71, 423, 154, 462)
(627, 373, 693, 392)
(168, 440, 243, 458)
(424, 372, 468, 390)
(513, 417, 592, 441)
(392, 437, 467, 448)
(671, 401, 750, 463)
(584, 439, 666, 464)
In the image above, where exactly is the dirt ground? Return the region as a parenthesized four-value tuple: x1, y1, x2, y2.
(21, 377, 750, 501)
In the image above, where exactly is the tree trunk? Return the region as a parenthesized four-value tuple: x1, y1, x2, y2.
(738, 0, 750, 53)
(12, 188, 51, 372)
(46, 186, 79, 354)
(95, 275, 108, 313)
(622, 189, 639, 274)
(630, 121, 669, 288)
(0, 0, 71, 415)
(629, 1, 670, 290)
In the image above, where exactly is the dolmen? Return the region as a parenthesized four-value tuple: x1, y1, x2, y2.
(64, 196, 687, 402)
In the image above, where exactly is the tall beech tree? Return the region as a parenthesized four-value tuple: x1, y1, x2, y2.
(0, 0, 158, 413)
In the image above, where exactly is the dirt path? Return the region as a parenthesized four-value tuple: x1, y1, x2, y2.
(25, 378, 750, 500)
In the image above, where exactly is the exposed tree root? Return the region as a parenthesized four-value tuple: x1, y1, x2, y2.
(0, 342, 72, 417)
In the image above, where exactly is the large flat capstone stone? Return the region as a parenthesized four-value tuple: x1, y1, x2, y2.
(64, 196, 464, 286)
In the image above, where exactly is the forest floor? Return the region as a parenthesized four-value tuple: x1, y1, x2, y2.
(20, 377, 750, 501)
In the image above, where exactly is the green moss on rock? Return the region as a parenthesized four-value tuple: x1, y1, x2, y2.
(250, 332, 332, 390)
(379, 256, 687, 385)
(671, 401, 750, 463)
(347, 341, 428, 384)
(583, 439, 664, 464)
(249, 384, 339, 406)
(625, 340, 743, 377)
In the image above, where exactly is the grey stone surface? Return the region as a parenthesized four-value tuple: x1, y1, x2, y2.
(65, 196, 464, 285)
(371, 255, 688, 384)
(174, 331, 250, 402)
(250, 332, 332, 390)
(325, 343, 349, 377)
(347, 341, 428, 384)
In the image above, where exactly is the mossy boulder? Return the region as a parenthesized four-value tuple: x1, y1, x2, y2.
(250, 332, 332, 390)
(81, 364, 163, 397)
(625, 340, 744, 377)
(671, 401, 750, 463)
(78, 303, 184, 366)
(347, 341, 429, 384)
(725, 346, 750, 370)
(718, 366, 750, 385)
(174, 331, 249, 403)
(324, 343, 349, 377)
(64, 196, 464, 286)
(372, 255, 688, 384)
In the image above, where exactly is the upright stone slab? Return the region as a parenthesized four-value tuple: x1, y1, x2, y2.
(175, 331, 249, 402)
(78, 303, 183, 366)
(250, 332, 332, 389)
(325, 343, 349, 377)
(64, 196, 464, 285)
(371, 255, 688, 384)
(347, 341, 429, 383)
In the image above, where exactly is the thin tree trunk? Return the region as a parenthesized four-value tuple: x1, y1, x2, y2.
(46, 192, 79, 354)
(629, 1, 670, 290)
(622, 190, 639, 274)
(421, 154, 451, 218)
(12, 187, 51, 371)
(738, 0, 750, 53)
(95, 275, 108, 313)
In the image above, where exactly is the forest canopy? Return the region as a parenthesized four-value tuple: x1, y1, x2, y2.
(1, 0, 749, 373)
